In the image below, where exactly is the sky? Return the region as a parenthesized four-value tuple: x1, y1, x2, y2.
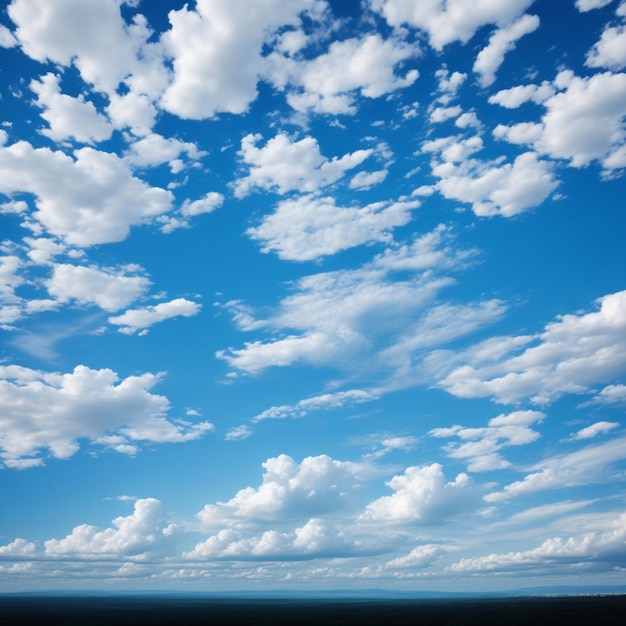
(0, 0, 625, 595)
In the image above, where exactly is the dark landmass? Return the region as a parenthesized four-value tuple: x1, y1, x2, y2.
(0, 594, 625, 625)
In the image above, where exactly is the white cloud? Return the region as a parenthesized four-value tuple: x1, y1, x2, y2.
(449, 512, 626, 573)
(436, 290, 626, 405)
(161, 0, 319, 119)
(44, 499, 176, 559)
(30, 73, 114, 143)
(46, 263, 150, 312)
(0, 141, 173, 246)
(570, 421, 620, 440)
(185, 518, 358, 560)
(386, 544, 444, 568)
(364, 435, 419, 459)
(361, 463, 478, 524)
(586, 22, 626, 70)
(274, 34, 418, 115)
(8, 0, 166, 98)
(494, 71, 626, 171)
(493, 122, 543, 145)
(0, 23, 17, 48)
(180, 192, 224, 217)
(485, 436, 626, 501)
(429, 105, 462, 123)
(0, 364, 213, 468)
(225, 425, 253, 441)
(124, 133, 206, 171)
(430, 410, 545, 472)
(575, 0, 614, 11)
(488, 81, 554, 108)
(582, 383, 626, 406)
(348, 169, 388, 190)
(196, 454, 367, 528)
(219, 227, 495, 379)
(371, 0, 535, 50)
(106, 92, 157, 136)
(252, 389, 376, 422)
(428, 145, 558, 217)
(233, 132, 373, 197)
(473, 14, 540, 87)
(108, 298, 202, 334)
(246, 195, 419, 261)
(0, 538, 36, 558)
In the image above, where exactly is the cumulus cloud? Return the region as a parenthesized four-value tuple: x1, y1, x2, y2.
(435, 290, 626, 405)
(488, 81, 554, 108)
(386, 544, 445, 569)
(575, 0, 614, 11)
(0, 364, 213, 468)
(108, 298, 202, 334)
(361, 463, 478, 524)
(425, 138, 558, 217)
(233, 132, 373, 197)
(30, 73, 114, 144)
(44, 499, 177, 559)
(586, 19, 626, 70)
(473, 14, 540, 87)
(46, 263, 150, 312)
(493, 71, 626, 171)
(185, 518, 359, 560)
(485, 436, 626, 501)
(371, 0, 535, 50)
(196, 454, 367, 528)
(161, 0, 320, 119)
(430, 410, 545, 472)
(0, 141, 173, 246)
(246, 195, 419, 261)
(581, 384, 626, 406)
(8, 0, 167, 100)
(449, 512, 626, 573)
(124, 133, 206, 171)
(273, 34, 418, 115)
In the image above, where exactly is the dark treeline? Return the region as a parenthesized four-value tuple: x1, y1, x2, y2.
(1, 595, 625, 625)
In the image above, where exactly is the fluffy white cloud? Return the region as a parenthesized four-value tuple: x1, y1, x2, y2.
(233, 132, 373, 197)
(161, 0, 320, 119)
(0, 364, 213, 467)
(436, 290, 626, 405)
(371, 0, 535, 50)
(30, 73, 114, 143)
(430, 410, 545, 472)
(185, 518, 358, 560)
(108, 298, 202, 334)
(46, 263, 150, 312)
(575, 0, 614, 11)
(0, 141, 173, 246)
(473, 14, 539, 87)
(8, 0, 166, 98)
(361, 463, 478, 524)
(582, 383, 626, 406)
(586, 21, 626, 70)
(273, 34, 418, 115)
(386, 544, 444, 568)
(488, 81, 554, 108)
(124, 133, 206, 171)
(0, 538, 36, 558)
(196, 454, 367, 528)
(449, 512, 626, 573)
(180, 192, 224, 217)
(349, 169, 388, 190)
(246, 195, 419, 261)
(485, 436, 626, 501)
(494, 71, 626, 170)
(571, 421, 620, 440)
(44, 499, 177, 559)
(427, 141, 558, 217)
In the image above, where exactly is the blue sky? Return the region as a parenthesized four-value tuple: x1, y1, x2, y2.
(0, 0, 625, 594)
